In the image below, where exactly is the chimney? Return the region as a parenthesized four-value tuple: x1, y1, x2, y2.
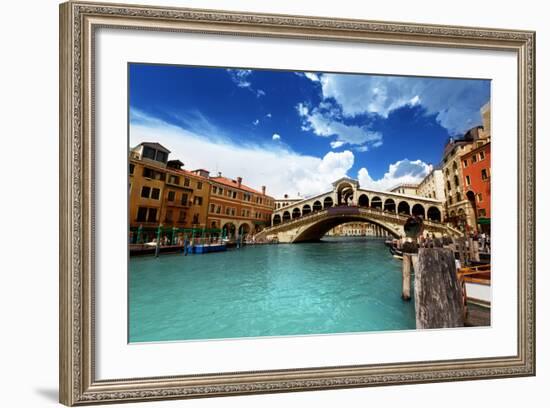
(237, 177, 242, 188)
(261, 185, 266, 195)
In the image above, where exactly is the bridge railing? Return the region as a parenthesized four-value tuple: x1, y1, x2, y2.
(264, 205, 445, 234)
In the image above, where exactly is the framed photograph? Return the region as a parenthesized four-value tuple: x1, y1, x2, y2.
(59, 1, 535, 405)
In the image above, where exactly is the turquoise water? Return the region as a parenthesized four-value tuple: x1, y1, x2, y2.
(129, 237, 416, 343)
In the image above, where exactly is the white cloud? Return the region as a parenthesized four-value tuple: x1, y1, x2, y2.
(266, 113, 272, 118)
(330, 140, 345, 149)
(319, 74, 489, 135)
(226, 69, 252, 88)
(226, 69, 265, 98)
(272, 133, 281, 141)
(304, 72, 320, 82)
(297, 103, 382, 149)
(357, 159, 432, 191)
(130, 109, 355, 198)
(252, 119, 259, 126)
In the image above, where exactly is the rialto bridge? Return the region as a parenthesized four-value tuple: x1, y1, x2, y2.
(257, 177, 461, 243)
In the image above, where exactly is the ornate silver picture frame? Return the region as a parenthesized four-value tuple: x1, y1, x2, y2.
(59, 1, 535, 405)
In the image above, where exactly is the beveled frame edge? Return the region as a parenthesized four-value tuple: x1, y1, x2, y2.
(59, 0, 536, 405)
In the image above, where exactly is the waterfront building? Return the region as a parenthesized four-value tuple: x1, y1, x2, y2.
(129, 142, 210, 243)
(389, 183, 418, 196)
(441, 125, 489, 232)
(327, 222, 390, 237)
(416, 168, 445, 201)
(275, 194, 303, 210)
(206, 173, 275, 239)
(461, 142, 491, 234)
(441, 103, 491, 233)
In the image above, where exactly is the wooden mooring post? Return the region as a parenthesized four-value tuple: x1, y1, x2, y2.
(402, 254, 412, 301)
(414, 248, 465, 329)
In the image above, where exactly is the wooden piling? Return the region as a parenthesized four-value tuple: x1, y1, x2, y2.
(402, 254, 412, 301)
(414, 248, 465, 329)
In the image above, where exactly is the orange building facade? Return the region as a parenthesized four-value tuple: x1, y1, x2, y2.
(206, 174, 275, 239)
(461, 142, 491, 233)
(128, 143, 211, 244)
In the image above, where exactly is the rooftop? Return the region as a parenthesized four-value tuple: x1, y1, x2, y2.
(209, 176, 270, 197)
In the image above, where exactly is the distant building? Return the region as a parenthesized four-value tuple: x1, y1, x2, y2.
(274, 194, 302, 210)
(389, 183, 418, 196)
(327, 222, 390, 237)
(207, 173, 275, 239)
(416, 168, 445, 201)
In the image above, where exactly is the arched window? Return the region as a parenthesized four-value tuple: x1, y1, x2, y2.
(323, 196, 334, 209)
(302, 204, 311, 216)
(427, 206, 442, 222)
(398, 201, 410, 215)
(282, 211, 291, 222)
(358, 194, 369, 207)
(384, 198, 396, 213)
(312, 201, 322, 212)
(273, 214, 281, 225)
(412, 204, 425, 218)
(292, 208, 301, 219)
(371, 196, 382, 209)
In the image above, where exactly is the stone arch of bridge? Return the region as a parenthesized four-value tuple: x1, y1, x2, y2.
(291, 215, 401, 243)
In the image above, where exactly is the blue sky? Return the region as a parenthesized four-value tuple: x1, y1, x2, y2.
(129, 63, 490, 198)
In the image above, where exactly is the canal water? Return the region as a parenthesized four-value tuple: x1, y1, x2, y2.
(129, 237, 416, 343)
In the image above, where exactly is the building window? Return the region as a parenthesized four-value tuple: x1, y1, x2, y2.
(194, 196, 203, 206)
(456, 192, 461, 202)
(142, 167, 164, 180)
(167, 191, 175, 202)
(465, 175, 471, 186)
(143, 168, 153, 178)
(232, 191, 237, 199)
(481, 169, 489, 180)
(151, 188, 160, 200)
(210, 204, 216, 213)
(147, 208, 157, 223)
(136, 207, 147, 222)
(168, 175, 179, 185)
(178, 211, 186, 222)
(216, 206, 221, 214)
(129, 163, 135, 174)
(192, 214, 199, 224)
(448, 196, 453, 205)
(141, 186, 151, 198)
(197, 182, 203, 190)
(463, 160, 468, 168)
(155, 150, 167, 163)
(165, 210, 173, 223)
(454, 175, 460, 187)
(184, 178, 190, 187)
(478, 208, 487, 217)
(477, 193, 483, 202)
(181, 193, 188, 206)
(479, 151, 486, 160)
(218, 188, 224, 196)
(472, 154, 478, 163)
(143, 146, 156, 160)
